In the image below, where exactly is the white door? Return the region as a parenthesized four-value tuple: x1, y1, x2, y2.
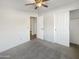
(37, 16, 44, 39)
(44, 14, 54, 42)
(54, 11, 69, 47)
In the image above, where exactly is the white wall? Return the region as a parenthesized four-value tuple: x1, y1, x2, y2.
(0, 9, 30, 53)
(0, 0, 37, 53)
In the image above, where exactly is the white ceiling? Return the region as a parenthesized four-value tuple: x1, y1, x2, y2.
(38, 0, 79, 13)
(0, 0, 79, 14)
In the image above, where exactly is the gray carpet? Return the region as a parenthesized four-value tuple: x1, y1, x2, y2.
(0, 40, 75, 59)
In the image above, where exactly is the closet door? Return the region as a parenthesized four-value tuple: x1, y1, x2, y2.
(54, 11, 69, 47)
(37, 16, 44, 39)
(44, 13, 54, 42)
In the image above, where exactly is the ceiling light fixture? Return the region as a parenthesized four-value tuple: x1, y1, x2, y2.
(36, 3, 42, 7)
(25, 0, 49, 9)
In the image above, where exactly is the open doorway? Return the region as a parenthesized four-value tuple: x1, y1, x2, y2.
(70, 9, 79, 45)
(30, 16, 37, 40)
